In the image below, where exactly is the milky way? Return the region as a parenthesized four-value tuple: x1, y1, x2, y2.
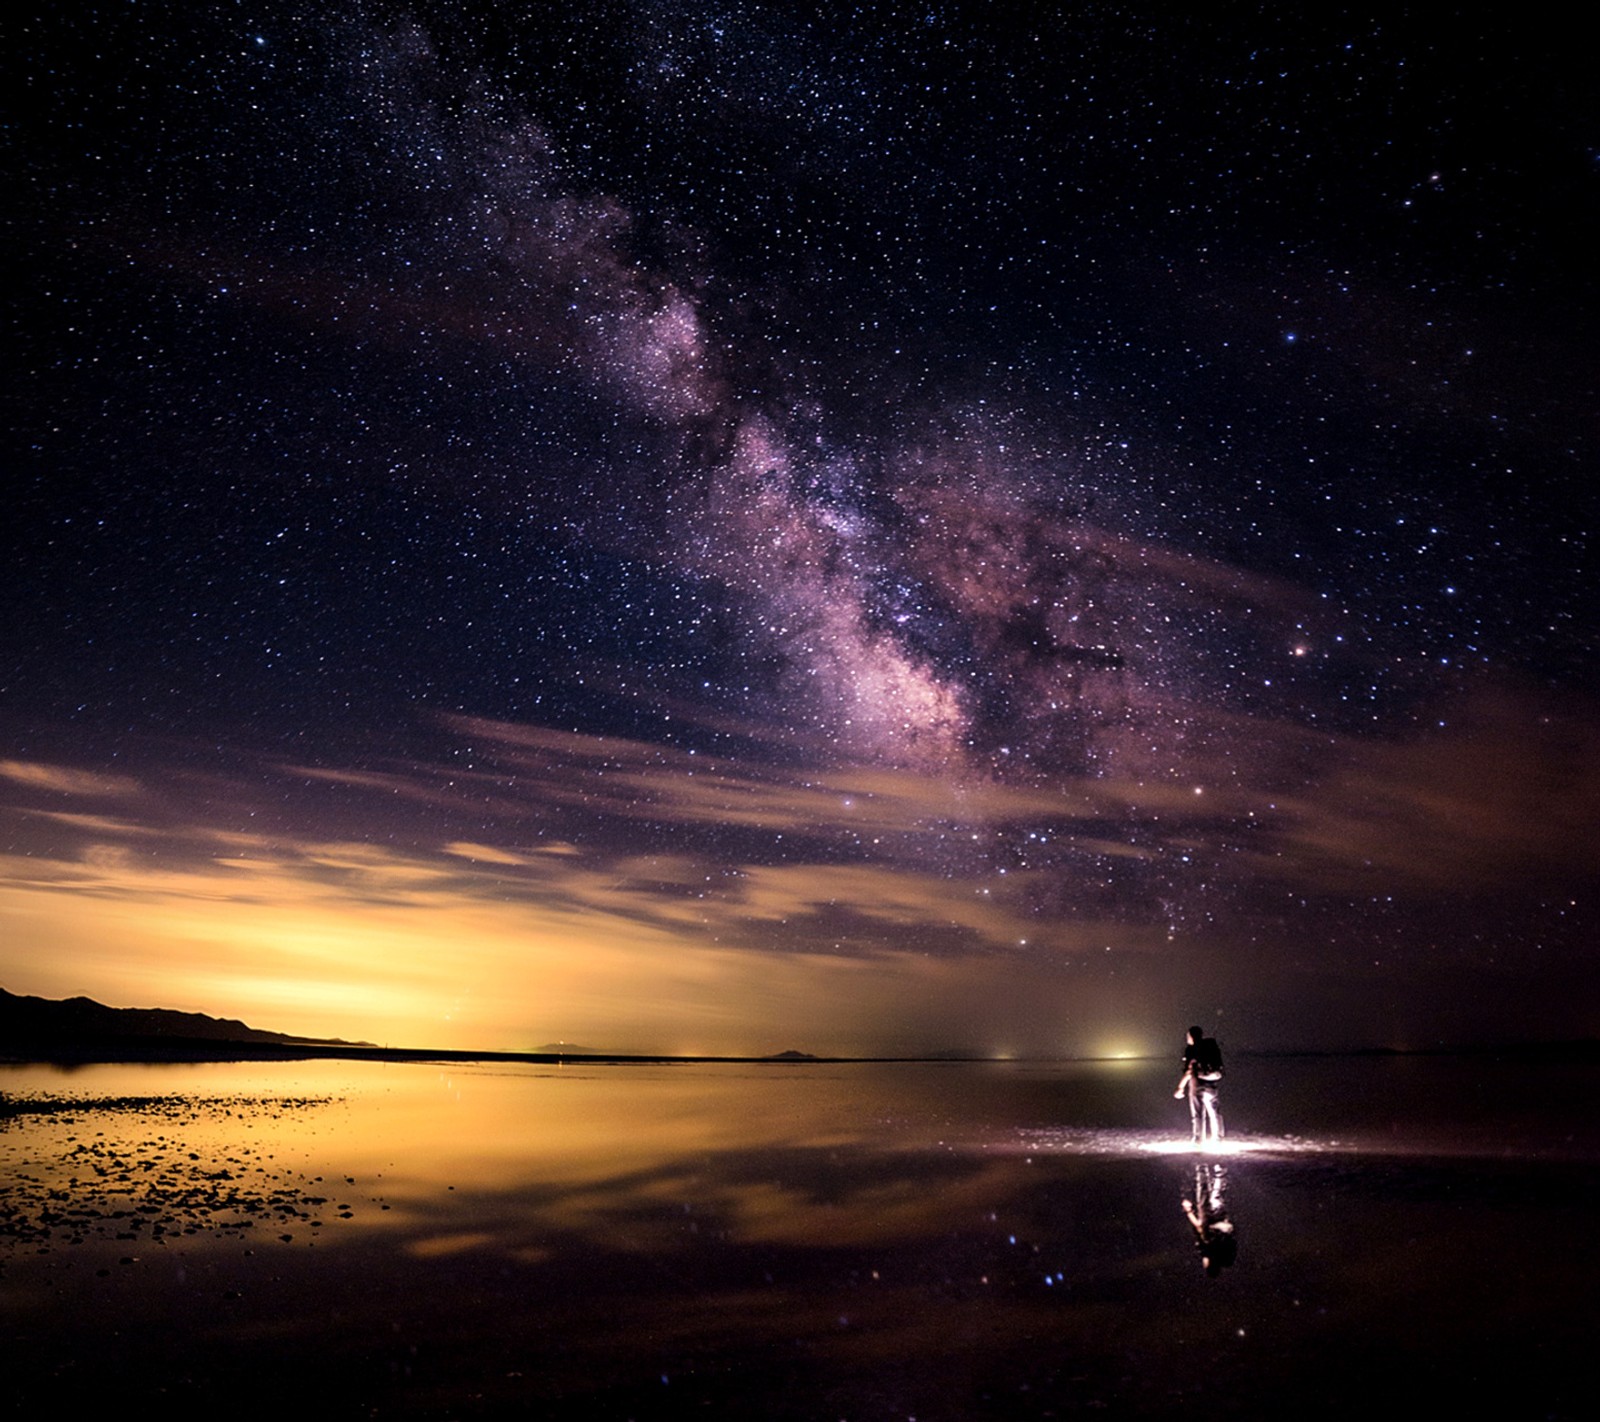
(4, 3, 1596, 1053)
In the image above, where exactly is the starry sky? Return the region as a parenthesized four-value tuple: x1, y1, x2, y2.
(5, 2, 1596, 1055)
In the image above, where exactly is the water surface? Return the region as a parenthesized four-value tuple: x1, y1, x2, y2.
(3, 1055, 1594, 1417)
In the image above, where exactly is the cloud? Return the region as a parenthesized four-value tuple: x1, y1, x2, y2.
(1258, 689, 1600, 895)
(4, 671, 1595, 1055)
(444, 841, 540, 866)
(0, 760, 141, 797)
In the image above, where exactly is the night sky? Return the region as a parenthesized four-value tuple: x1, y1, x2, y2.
(5, 2, 1596, 1055)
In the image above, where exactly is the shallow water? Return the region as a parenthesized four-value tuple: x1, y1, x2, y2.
(3, 1055, 1595, 1418)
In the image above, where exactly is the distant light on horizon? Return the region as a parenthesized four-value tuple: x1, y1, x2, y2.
(1096, 1041, 1151, 1062)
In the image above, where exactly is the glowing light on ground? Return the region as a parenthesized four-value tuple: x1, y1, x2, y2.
(978, 1127, 1330, 1158)
(1135, 1136, 1286, 1156)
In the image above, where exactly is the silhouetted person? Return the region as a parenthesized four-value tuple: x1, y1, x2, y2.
(1174, 1024, 1224, 1145)
(1181, 1160, 1237, 1276)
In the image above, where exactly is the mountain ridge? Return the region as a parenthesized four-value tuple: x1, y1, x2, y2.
(0, 987, 372, 1057)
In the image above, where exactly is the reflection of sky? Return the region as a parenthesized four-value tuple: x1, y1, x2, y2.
(5, 7, 1597, 1056)
(5, 1056, 1595, 1420)
(2, 1061, 1074, 1264)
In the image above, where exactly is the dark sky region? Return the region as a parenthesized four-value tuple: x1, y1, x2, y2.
(4, 2, 1596, 1056)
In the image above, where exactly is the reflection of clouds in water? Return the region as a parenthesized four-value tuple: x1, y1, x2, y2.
(393, 1146, 1025, 1261)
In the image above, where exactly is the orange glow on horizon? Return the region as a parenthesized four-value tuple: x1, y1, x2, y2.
(0, 837, 1150, 1056)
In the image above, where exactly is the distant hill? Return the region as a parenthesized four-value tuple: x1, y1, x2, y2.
(0, 987, 372, 1061)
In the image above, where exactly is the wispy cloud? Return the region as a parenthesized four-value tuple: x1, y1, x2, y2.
(3, 676, 1595, 1053)
(0, 760, 141, 797)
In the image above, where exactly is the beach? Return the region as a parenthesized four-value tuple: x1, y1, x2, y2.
(3, 1054, 1596, 1418)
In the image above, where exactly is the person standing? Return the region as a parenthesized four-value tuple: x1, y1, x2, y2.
(1174, 1024, 1224, 1145)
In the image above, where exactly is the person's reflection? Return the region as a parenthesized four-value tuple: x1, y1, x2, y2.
(1181, 1160, 1237, 1276)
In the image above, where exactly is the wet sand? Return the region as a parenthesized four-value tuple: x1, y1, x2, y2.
(3, 1057, 1596, 1418)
